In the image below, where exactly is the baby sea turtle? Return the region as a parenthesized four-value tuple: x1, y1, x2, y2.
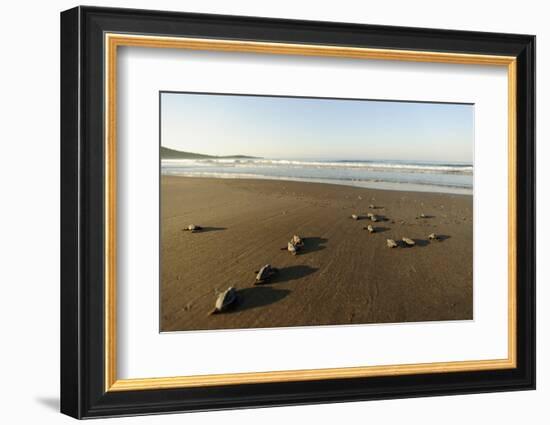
(281, 241, 300, 255)
(281, 235, 305, 255)
(291, 235, 305, 247)
(209, 287, 238, 315)
(254, 264, 278, 285)
(402, 237, 416, 247)
(428, 233, 439, 241)
(183, 224, 203, 233)
(365, 224, 375, 233)
(387, 239, 398, 248)
(287, 241, 298, 255)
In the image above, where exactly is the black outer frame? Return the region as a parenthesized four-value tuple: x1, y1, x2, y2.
(60, 6, 535, 419)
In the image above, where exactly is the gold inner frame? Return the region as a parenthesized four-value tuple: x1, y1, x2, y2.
(104, 33, 517, 392)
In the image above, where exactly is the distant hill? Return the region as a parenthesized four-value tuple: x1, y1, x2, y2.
(161, 147, 259, 160)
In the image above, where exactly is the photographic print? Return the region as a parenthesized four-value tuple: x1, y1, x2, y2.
(160, 92, 474, 332)
(61, 8, 535, 417)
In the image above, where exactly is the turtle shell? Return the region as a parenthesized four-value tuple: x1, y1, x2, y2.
(387, 239, 398, 248)
(402, 237, 416, 246)
(256, 264, 272, 281)
(215, 287, 237, 312)
(291, 235, 304, 246)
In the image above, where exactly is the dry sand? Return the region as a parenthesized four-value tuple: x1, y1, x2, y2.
(161, 176, 473, 332)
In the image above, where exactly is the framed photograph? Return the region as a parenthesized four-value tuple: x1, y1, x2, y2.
(60, 6, 535, 419)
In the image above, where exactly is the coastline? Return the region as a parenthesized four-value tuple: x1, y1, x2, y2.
(161, 171, 473, 195)
(161, 157, 473, 195)
(161, 176, 473, 332)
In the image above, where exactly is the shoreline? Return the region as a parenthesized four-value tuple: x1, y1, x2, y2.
(161, 172, 473, 195)
(161, 176, 473, 332)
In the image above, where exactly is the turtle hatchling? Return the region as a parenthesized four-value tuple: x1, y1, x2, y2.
(183, 224, 203, 233)
(402, 237, 416, 247)
(387, 239, 398, 248)
(209, 287, 238, 315)
(291, 234, 305, 247)
(254, 264, 278, 285)
(286, 241, 298, 255)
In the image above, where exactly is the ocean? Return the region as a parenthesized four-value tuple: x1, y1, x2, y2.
(161, 158, 473, 195)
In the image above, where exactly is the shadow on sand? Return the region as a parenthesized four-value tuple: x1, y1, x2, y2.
(188, 226, 227, 233)
(272, 265, 318, 284)
(410, 235, 451, 247)
(227, 287, 290, 313)
(411, 239, 430, 247)
(300, 237, 328, 255)
(369, 226, 390, 233)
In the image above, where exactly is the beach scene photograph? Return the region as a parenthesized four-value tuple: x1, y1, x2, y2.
(160, 91, 474, 332)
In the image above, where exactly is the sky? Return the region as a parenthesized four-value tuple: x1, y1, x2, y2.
(161, 92, 473, 163)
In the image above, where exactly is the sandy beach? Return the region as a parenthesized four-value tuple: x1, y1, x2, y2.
(160, 176, 473, 332)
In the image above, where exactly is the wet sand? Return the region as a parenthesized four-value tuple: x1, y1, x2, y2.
(161, 176, 473, 332)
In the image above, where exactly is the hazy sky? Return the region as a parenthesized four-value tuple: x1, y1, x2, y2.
(161, 92, 473, 163)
